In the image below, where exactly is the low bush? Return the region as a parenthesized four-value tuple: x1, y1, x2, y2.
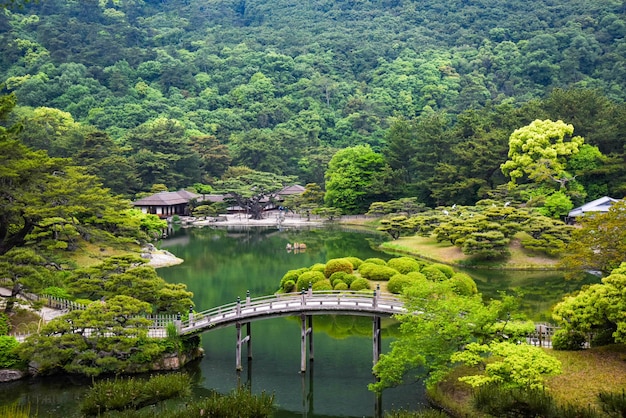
(282, 280, 295, 293)
(168, 386, 274, 418)
(332, 277, 345, 287)
(342, 274, 357, 286)
(324, 258, 354, 278)
(329, 271, 348, 284)
(449, 273, 478, 296)
(598, 389, 626, 417)
(350, 278, 371, 291)
(344, 256, 363, 269)
(280, 268, 309, 288)
(361, 265, 398, 281)
(421, 265, 448, 282)
(334, 282, 349, 291)
(296, 271, 326, 291)
(552, 329, 588, 351)
(387, 257, 423, 274)
(80, 372, 192, 415)
(431, 263, 455, 279)
(387, 274, 414, 294)
(312, 280, 333, 291)
(472, 383, 600, 418)
(363, 257, 387, 265)
(310, 263, 326, 273)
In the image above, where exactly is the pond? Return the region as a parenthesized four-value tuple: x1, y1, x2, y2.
(0, 225, 599, 417)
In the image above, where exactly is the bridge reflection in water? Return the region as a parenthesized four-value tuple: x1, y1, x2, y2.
(175, 288, 405, 373)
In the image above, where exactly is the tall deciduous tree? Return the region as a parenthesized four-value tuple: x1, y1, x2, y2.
(324, 145, 392, 214)
(501, 119, 584, 189)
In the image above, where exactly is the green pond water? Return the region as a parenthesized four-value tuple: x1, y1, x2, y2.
(0, 225, 599, 417)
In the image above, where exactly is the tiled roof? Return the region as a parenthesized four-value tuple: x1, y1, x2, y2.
(133, 190, 201, 206)
(568, 196, 620, 217)
(278, 184, 306, 195)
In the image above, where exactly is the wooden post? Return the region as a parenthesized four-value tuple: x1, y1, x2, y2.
(300, 314, 313, 373)
(236, 322, 251, 371)
(308, 315, 314, 361)
(372, 316, 381, 366)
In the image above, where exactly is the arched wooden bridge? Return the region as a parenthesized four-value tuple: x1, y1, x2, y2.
(175, 289, 406, 372)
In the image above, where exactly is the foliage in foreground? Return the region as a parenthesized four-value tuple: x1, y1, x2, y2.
(385, 410, 448, 418)
(552, 262, 626, 347)
(472, 384, 602, 418)
(80, 372, 192, 415)
(0, 403, 30, 418)
(97, 385, 276, 418)
(451, 341, 561, 389)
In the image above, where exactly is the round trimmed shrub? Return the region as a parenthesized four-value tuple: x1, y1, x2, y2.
(282, 280, 296, 293)
(552, 329, 587, 351)
(296, 271, 326, 291)
(334, 282, 349, 291)
(329, 271, 348, 283)
(431, 263, 455, 279)
(387, 274, 414, 294)
(387, 257, 423, 274)
(360, 264, 398, 281)
(310, 263, 326, 273)
(280, 268, 309, 288)
(449, 273, 478, 296)
(312, 280, 333, 291)
(350, 278, 371, 291)
(344, 257, 363, 269)
(363, 257, 387, 266)
(332, 277, 346, 287)
(421, 265, 448, 281)
(342, 274, 357, 286)
(324, 258, 354, 278)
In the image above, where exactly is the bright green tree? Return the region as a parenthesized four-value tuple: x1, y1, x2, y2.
(370, 280, 516, 391)
(553, 262, 626, 345)
(324, 145, 392, 214)
(501, 119, 584, 189)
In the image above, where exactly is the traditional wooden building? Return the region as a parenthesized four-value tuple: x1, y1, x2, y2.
(133, 190, 200, 218)
(566, 196, 621, 223)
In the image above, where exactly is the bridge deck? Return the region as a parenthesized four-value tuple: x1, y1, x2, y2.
(180, 290, 405, 335)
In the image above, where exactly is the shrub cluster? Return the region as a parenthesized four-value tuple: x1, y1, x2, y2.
(0, 336, 20, 369)
(359, 263, 398, 281)
(387, 257, 423, 274)
(296, 271, 326, 291)
(324, 258, 354, 278)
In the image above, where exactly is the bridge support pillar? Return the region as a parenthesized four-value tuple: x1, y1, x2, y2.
(300, 314, 313, 373)
(236, 322, 251, 371)
(373, 316, 381, 366)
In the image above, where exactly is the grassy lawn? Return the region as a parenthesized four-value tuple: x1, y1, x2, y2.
(429, 345, 626, 416)
(380, 234, 561, 270)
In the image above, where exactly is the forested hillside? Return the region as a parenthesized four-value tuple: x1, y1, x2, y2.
(1, 0, 625, 209)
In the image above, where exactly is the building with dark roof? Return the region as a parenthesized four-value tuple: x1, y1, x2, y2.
(133, 190, 200, 218)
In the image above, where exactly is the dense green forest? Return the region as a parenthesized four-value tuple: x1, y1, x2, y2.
(1, 0, 625, 210)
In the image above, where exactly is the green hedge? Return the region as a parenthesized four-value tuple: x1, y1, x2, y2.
(324, 258, 354, 278)
(350, 278, 371, 291)
(362, 257, 387, 266)
(421, 265, 448, 281)
(387, 257, 423, 274)
(296, 271, 326, 291)
(359, 264, 398, 281)
(280, 268, 309, 288)
(343, 256, 363, 269)
(449, 273, 478, 296)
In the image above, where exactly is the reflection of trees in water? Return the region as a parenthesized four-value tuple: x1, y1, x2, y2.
(285, 315, 401, 340)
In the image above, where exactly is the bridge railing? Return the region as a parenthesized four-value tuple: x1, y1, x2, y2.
(181, 290, 404, 330)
